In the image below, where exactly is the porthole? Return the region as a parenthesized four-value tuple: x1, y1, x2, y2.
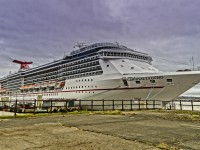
(136, 81, 141, 84)
(167, 79, 173, 82)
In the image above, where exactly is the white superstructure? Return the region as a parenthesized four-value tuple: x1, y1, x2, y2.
(1, 42, 200, 102)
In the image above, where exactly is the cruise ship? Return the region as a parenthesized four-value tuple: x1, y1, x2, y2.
(1, 42, 200, 103)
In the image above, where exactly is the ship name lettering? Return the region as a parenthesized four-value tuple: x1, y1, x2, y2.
(127, 76, 164, 81)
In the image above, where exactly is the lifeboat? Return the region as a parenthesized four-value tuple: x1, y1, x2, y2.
(34, 84, 40, 89)
(20, 84, 34, 89)
(60, 82, 65, 87)
(0, 89, 6, 93)
(48, 81, 56, 87)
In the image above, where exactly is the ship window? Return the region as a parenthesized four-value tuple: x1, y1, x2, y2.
(120, 65, 124, 67)
(150, 80, 155, 83)
(122, 60, 125, 62)
(107, 65, 109, 67)
(136, 81, 141, 84)
(131, 67, 134, 69)
(167, 79, 173, 82)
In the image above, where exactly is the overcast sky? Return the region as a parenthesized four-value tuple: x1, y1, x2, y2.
(1, 0, 200, 77)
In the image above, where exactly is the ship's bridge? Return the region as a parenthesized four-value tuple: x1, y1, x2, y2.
(98, 48, 153, 64)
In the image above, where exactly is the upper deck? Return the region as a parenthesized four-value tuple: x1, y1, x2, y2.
(0, 42, 154, 93)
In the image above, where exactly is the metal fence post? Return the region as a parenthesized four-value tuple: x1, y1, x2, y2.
(122, 100, 124, 111)
(153, 100, 155, 109)
(50, 99, 52, 113)
(91, 100, 93, 111)
(65, 100, 68, 112)
(79, 100, 82, 110)
(130, 100, 132, 111)
(112, 99, 115, 110)
(102, 99, 104, 111)
(180, 100, 182, 110)
(138, 99, 141, 110)
(14, 99, 17, 117)
(191, 100, 194, 111)
(146, 100, 148, 110)
(33, 99, 36, 115)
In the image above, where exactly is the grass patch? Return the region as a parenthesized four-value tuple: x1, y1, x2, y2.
(157, 142, 178, 150)
(151, 109, 200, 115)
(0, 110, 123, 119)
(90, 110, 122, 115)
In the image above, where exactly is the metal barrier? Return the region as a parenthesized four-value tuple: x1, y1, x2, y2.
(0, 99, 199, 116)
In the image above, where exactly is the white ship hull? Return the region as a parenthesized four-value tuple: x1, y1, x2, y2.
(6, 71, 200, 102)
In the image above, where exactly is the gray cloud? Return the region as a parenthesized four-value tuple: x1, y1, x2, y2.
(1, 0, 200, 77)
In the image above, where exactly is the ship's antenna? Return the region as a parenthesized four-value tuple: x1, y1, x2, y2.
(74, 42, 86, 48)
